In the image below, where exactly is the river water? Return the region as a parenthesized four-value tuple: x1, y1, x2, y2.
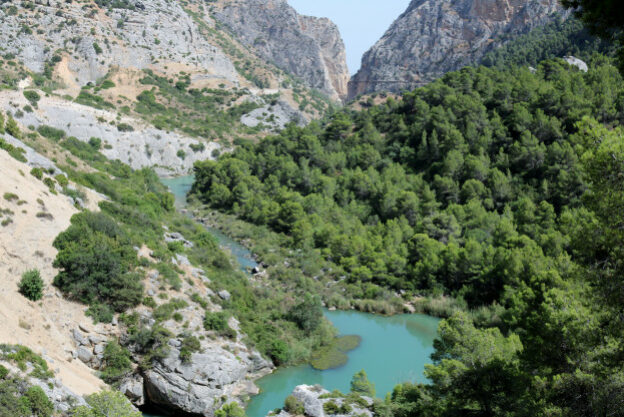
(152, 176, 440, 417)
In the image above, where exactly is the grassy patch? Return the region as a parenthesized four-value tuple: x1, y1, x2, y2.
(310, 335, 361, 370)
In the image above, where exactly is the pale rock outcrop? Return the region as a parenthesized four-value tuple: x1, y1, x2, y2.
(0, 0, 237, 87)
(143, 343, 271, 416)
(0, 90, 220, 176)
(349, 0, 565, 98)
(213, 0, 349, 101)
(564, 56, 588, 72)
(268, 385, 373, 417)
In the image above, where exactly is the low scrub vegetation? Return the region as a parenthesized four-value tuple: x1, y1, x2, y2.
(18, 269, 44, 301)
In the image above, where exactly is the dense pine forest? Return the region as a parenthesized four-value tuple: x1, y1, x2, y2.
(192, 54, 624, 414)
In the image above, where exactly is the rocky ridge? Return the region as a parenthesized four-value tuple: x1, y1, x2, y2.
(212, 0, 350, 101)
(0, 0, 339, 145)
(349, 0, 565, 99)
(0, 87, 221, 176)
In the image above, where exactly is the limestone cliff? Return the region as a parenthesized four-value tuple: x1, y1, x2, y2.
(212, 0, 350, 101)
(349, 0, 565, 99)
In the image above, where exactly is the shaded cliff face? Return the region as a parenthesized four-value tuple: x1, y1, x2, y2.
(349, 0, 564, 99)
(213, 0, 350, 101)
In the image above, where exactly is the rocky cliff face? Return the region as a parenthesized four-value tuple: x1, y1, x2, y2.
(349, 0, 565, 99)
(213, 0, 350, 101)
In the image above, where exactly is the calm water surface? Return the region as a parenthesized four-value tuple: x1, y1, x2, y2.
(160, 175, 257, 273)
(246, 310, 439, 417)
(154, 176, 441, 417)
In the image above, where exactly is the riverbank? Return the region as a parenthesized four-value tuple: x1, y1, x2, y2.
(156, 175, 444, 417)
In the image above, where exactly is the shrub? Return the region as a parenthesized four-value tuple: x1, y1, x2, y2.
(215, 402, 245, 417)
(55, 174, 69, 187)
(142, 296, 157, 308)
(323, 401, 340, 415)
(116, 123, 134, 132)
(93, 42, 103, 55)
(30, 168, 43, 180)
(23, 91, 41, 106)
(100, 341, 132, 384)
(18, 270, 44, 301)
(99, 80, 115, 90)
(204, 312, 236, 339)
(189, 142, 205, 153)
(86, 303, 114, 323)
(53, 211, 143, 313)
(20, 386, 53, 417)
(88, 137, 102, 150)
(284, 395, 304, 415)
(179, 335, 201, 363)
(0, 365, 8, 379)
(5, 116, 21, 138)
(153, 299, 188, 322)
(72, 390, 141, 417)
(37, 125, 66, 141)
(3, 193, 18, 202)
(42, 178, 56, 193)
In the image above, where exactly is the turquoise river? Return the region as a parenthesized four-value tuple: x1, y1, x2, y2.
(148, 177, 441, 417)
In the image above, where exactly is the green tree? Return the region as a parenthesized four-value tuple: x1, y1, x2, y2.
(284, 395, 305, 415)
(288, 294, 323, 334)
(53, 212, 143, 312)
(425, 312, 527, 415)
(350, 369, 375, 397)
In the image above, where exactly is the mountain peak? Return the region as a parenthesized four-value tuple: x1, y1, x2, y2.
(348, 0, 565, 99)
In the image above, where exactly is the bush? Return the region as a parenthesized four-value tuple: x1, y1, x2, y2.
(179, 335, 201, 363)
(71, 390, 141, 417)
(20, 386, 53, 417)
(3, 193, 18, 202)
(116, 123, 134, 132)
(30, 168, 43, 180)
(284, 395, 304, 415)
(215, 402, 245, 417)
(86, 303, 114, 323)
(18, 270, 44, 301)
(204, 311, 237, 339)
(37, 125, 66, 141)
(0, 365, 8, 379)
(53, 211, 143, 313)
(100, 341, 133, 384)
(55, 174, 69, 187)
(88, 137, 102, 150)
(5, 116, 21, 138)
(23, 91, 40, 106)
(323, 401, 340, 414)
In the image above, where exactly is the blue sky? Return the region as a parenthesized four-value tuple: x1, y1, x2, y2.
(288, 0, 411, 75)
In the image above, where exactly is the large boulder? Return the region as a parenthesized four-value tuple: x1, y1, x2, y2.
(271, 385, 373, 417)
(143, 342, 271, 416)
